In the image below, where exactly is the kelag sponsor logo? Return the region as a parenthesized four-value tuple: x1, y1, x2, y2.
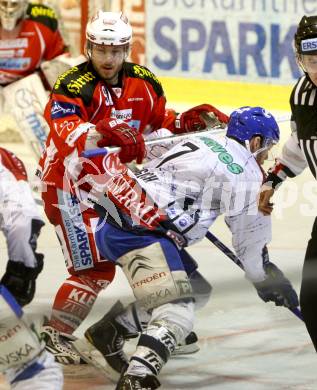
(51, 101, 81, 119)
(62, 288, 96, 317)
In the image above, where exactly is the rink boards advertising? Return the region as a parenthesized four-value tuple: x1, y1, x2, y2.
(145, 0, 314, 85)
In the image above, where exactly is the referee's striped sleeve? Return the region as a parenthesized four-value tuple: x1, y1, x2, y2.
(299, 139, 317, 179)
(264, 132, 308, 188)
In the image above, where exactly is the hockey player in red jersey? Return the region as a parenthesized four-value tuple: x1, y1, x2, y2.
(0, 0, 66, 85)
(38, 10, 228, 363)
(0, 1, 68, 158)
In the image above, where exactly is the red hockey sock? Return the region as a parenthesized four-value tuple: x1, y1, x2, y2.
(48, 275, 103, 334)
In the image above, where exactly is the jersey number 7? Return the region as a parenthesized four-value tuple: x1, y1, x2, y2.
(155, 142, 199, 168)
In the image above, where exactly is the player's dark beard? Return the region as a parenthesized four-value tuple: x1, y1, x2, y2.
(103, 67, 124, 87)
(91, 61, 124, 86)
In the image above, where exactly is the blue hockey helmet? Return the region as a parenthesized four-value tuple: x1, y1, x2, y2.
(226, 106, 280, 149)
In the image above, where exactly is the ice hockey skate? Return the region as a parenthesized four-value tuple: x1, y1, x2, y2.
(74, 299, 199, 374)
(115, 373, 161, 390)
(73, 301, 138, 381)
(172, 331, 200, 356)
(41, 325, 86, 365)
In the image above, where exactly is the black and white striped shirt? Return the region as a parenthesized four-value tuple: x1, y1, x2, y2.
(266, 74, 317, 187)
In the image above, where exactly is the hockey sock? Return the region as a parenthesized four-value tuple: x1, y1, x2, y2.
(48, 275, 102, 334)
(126, 321, 177, 377)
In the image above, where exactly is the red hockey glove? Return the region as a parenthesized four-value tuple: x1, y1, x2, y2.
(95, 119, 145, 164)
(175, 104, 229, 133)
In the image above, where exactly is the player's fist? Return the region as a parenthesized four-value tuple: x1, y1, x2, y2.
(175, 104, 229, 133)
(258, 185, 275, 216)
(95, 118, 145, 164)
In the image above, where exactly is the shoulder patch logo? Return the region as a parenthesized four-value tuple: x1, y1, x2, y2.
(30, 6, 56, 19)
(51, 101, 80, 119)
(132, 64, 161, 86)
(54, 66, 79, 90)
(66, 72, 96, 95)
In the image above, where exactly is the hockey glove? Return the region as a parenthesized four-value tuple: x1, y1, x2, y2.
(174, 104, 229, 133)
(95, 119, 145, 164)
(1, 255, 44, 306)
(253, 262, 299, 309)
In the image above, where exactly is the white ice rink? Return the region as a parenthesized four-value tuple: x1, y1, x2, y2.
(0, 115, 316, 389)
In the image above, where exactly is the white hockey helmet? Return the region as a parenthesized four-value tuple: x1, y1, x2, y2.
(86, 11, 132, 47)
(0, 0, 28, 31)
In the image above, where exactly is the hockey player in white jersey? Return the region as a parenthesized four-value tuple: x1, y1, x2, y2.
(0, 284, 63, 389)
(82, 106, 299, 389)
(0, 146, 62, 388)
(0, 147, 44, 306)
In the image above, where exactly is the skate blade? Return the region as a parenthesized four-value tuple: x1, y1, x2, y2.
(172, 343, 200, 357)
(72, 338, 120, 383)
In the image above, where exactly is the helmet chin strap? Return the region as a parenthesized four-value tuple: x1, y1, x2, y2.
(244, 139, 251, 153)
(252, 145, 270, 158)
(245, 139, 272, 158)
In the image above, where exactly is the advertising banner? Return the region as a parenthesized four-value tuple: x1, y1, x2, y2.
(146, 1, 317, 84)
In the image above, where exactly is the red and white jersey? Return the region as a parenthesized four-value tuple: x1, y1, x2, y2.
(0, 147, 41, 218)
(0, 3, 66, 85)
(0, 147, 27, 181)
(38, 60, 169, 190)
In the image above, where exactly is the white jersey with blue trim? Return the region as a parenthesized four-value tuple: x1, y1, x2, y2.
(0, 285, 63, 389)
(135, 133, 270, 282)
